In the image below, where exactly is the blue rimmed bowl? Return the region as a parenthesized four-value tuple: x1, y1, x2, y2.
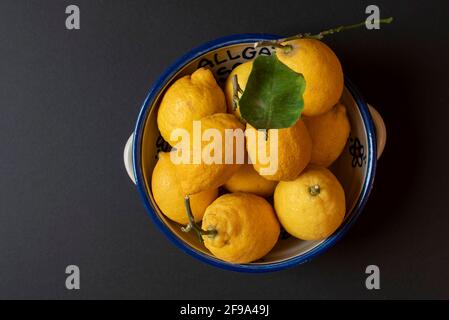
(123, 34, 386, 272)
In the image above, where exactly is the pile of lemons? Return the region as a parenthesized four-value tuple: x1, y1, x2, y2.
(152, 39, 351, 264)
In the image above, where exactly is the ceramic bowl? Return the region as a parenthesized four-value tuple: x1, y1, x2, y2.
(123, 34, 386, 272)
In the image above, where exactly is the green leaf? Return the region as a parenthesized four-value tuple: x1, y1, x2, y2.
(239, 53, 306, 129)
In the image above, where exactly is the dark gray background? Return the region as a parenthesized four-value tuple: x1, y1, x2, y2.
(1, 0, 448, 299)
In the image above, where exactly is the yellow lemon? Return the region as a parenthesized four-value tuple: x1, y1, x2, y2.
(277, 39, 344, 116)
(157, 67, 226, 146)
(202, 193, 280, 263)
(274, 167, 345, 240)
(304, 103, 351, 167)
(151, 152, 218, 225)
(174, 113, 245, 195)
(224, 61, 252, 120)
(246, 119, 312, 181)
(224, 164, 278, 197)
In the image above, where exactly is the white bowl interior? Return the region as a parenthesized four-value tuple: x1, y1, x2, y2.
(139, 42, 369, 264)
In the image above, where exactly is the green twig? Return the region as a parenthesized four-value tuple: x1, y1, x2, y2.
(254, 17, 394, 52)
(181, 195, 217, 243)
(232, 74, 243, 111)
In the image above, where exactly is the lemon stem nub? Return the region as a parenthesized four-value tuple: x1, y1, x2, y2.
(309, 184, 321, 196)
(181, 195, 217, 242)
(282, 45, 293, 54)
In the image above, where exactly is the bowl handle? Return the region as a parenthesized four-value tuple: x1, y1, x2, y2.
(124, 134, 137, 184)
(368, 104, 386, 159)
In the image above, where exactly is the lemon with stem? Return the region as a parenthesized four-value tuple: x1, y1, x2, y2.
(253, 18, 394, 116)
(276, 38, 344, 117)
(183, 193, 280, 264)
(274, 166, 345, 240)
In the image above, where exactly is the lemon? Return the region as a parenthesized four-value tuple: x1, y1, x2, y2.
(202, 193, 280, 263)
(246, 119, 312, 181)
(151, 152, 218, 225)
(277, 39, 344, 116)
(174, 113, 245, 195)
(224, 164, 278, 197)
(224, 61, 252, 120)
(157, 67, 226, 146)
(304, 103, 351, 167)
(274, 166, 345, 240)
